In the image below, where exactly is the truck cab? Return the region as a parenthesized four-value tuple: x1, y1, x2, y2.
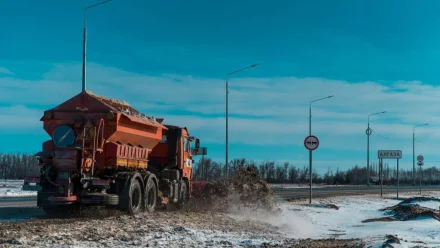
(148, 122, 199, 207)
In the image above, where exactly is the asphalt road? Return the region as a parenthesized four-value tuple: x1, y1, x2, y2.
(0, 196, 37, 208)
(1, 185, 439, 209)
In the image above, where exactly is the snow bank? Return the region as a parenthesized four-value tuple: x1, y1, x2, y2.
(284, 192, 440, 247)
(0, 180, 37, 198)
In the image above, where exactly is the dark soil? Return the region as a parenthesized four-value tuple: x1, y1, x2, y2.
(362, 217, 399, 223)
(382, 234, 400, 248)
(362, 196, 440, 223)
(186, 166, 278, 213)
(307, 203, 339, 210)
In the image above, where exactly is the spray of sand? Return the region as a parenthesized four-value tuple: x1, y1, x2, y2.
(225, 202, 315, 239)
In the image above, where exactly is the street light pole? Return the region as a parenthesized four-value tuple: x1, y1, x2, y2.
(225, 64, 259, 179)
(82, 0, 113, 92)
(366, 111, 386, 186)
(413, 123, 428, 185)
(309, 95, 334, 204)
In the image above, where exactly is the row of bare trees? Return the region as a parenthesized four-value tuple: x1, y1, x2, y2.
(0, 153, 39, 179)
(194, 157, 440, 185)
(1, 152, 439, 185)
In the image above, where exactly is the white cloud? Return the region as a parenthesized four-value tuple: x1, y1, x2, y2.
(0, 61, 439, 165)
(0, 67, 14, 75)
(0, 105, 42, 129)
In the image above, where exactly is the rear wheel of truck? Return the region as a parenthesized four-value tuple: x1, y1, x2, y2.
(121, 179, 142, 215)
(143, 178, 157, 213)
(176, 180, 188, 209)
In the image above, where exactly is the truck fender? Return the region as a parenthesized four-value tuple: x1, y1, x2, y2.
(116, 172, 144, 195)
(131, 172, 144, 193)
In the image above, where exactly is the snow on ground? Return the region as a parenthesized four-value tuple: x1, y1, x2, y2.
(0, 180, 37, 197)
(1, 180, 440, 247)
(280, 191, 440, 247)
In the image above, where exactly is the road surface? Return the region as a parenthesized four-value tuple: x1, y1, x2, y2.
(1, 185, 439, 209)
(0, 197, 37, 208)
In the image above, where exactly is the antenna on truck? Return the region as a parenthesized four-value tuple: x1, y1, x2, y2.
(82, 0, 113, 92)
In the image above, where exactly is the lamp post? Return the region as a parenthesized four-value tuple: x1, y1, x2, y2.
(413, 123, 428, 185)
(225, 64, 259, 179)
(308, 95, 334, 204)
(82, 0, 113, 92)
(366, 111, 387, 186)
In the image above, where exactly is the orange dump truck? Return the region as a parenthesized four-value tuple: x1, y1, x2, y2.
(35, 90, 208, 215)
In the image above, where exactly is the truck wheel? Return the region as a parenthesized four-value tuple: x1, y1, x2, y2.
(143, 178, 157, 213)
(176, 181, 188, 209)
(122, 179, 142, 215)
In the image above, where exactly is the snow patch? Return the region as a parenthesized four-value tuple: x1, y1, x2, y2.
(286, 192, 440, 247)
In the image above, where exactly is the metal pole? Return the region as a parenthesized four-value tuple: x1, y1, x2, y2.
(367, 121, 370, 186)
(81, 0, 113, 93)
(380, 158, 383, 197)
(366, 111, 386, 186)
(82, 25, 87, 92)
(420, 164, 422, 194)
(225, 64, 258, 179)
(397, 158, 399, 199)
(225, 78, 229, 179)
(413, 123, 429, 186)
(307, 95, 334, 205)
(309, 105, 312, 204)
(413, 130, 415, 186)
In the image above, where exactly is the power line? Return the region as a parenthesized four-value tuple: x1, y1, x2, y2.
(371, 129, 390, 140)
(414, 138, 427, 145)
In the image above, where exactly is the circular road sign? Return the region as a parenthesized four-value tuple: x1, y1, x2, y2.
(366, 128, 372, 136)
(417, 155, 424, 162)
(417, 161, 424, 166)
(304, 135, 319, 151)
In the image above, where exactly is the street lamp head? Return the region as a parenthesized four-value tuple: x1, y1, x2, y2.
(381, 111, 387, 114)
(251, 64, 259, 67)
(424, 123, 429, 126)
(327, 95, 334, 98)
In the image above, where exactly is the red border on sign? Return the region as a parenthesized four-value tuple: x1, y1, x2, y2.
(304, 135, 319, 151)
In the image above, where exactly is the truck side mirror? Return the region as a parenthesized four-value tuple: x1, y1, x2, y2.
(195, 138, 200, 148)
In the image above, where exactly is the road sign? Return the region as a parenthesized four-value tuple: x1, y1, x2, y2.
(192, 147, 208, 156)
(417, 155, 424, 162)
(366, 128, 372, 136)
(417, 161, 424, 166)
(378, 150, 402, 159)
(304, 135, 319, 151)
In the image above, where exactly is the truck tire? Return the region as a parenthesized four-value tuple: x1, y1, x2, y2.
(121, 178, 142, 215)
(176, 180, 188, 209)
(143, 177, 157, 213)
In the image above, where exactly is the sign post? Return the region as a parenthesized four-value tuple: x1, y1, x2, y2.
(378, 150, 403, 198)
(366, 127, 373, 186)
(417, 155, 424, 194)
(304, 135, 319, 204)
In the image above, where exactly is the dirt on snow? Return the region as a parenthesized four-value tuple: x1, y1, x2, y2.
(0, 167, 364, 247)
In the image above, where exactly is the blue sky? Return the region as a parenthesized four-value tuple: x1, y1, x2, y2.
(1, 0, 440, 174)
